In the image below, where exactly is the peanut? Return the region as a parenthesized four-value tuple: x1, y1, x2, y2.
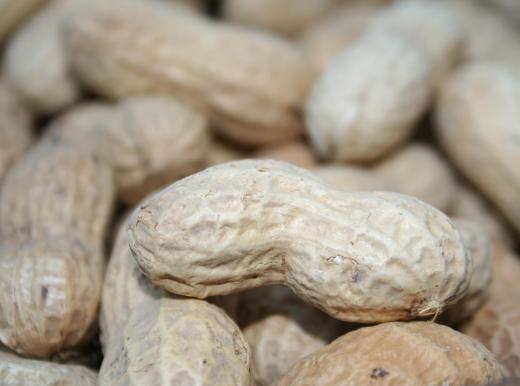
(461, 247, 520, 376)
(436, 62, 520, 234)
(275, 322, 505, 385)
(45, 96, 210, 204)
(63, 0, 311, 146)
(0, 349, 97, 386)
(305, 30, 432, 162)
(0, 80, 33, 182)
(0, 140, 115, 358)
(100, 221, 254, 386)
(128, 159, 470, 323)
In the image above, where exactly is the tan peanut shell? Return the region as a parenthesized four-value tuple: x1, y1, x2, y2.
(64, 0, 311, 146)
(441, 219, 492, 325)
(275, 322, 505, 386)
(223, 0, 337, 36)
(46, 96, 210, 204)
(301, 0, 384, 74)
(449, 186, 513, 247)
(0, 80, 33, 181)
(0, 349, 97, 386)
(369, 0, 464, 84)
(128, 159, 470, 323)
(0, 0, 48, 42)
(436, 63, 520, 234)
(461, 248, 520, 376)
(254, 141, 318, 169)
(100, 223, 254, 386)
(0, 140, 115, 357)
(305, 30, 432, 162)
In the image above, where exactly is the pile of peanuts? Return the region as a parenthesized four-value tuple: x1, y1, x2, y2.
(1, 0, 520, 385)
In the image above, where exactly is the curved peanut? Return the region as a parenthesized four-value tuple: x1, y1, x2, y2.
(0, 350, 97, 386)
(0, 80, 32, 182)
(0, 140, 115, 358)
(100, 222, 253, 386)
(223, 0, 337, 36)
(301, 0, 384, 74)
(369, 0, 464, 84)
(275, 322, 505, 386)
(441, 219, 492, 325)
(128, 160, 470, 323)
(0, 0, 48, 42)
(436, 63, 520, 234)
(46, 96, 210, 204)
(305, 30, 432, 162)
(64, 0, 311, 146)
(461, 248, 520, 377)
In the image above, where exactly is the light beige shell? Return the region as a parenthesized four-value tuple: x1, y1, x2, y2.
(0, 140, 115, 358)
(101, 298, 254, 386)
(436, 63, 520, 234)
(301, 0, 384, 74)
(274, 322, 505, 386)
(46, 96, 210, 204)
(374, 143, 458, 211)
(305, 30, 432, 162)
(128, 160, 470, 323)
(449, 186, 513, 247)
(254, 141, 317, 169)
(369, 0, 464, 84)
(461, 248, 520, 376)
(0, 0, 48, 42)
(223, 0, 337, 36)
(0, 349, 97, 386)
(0, 80, 32, 181)
(64, 0, 311, 146)
(443, 0, 520, 68)
(441, 219, 492, 325)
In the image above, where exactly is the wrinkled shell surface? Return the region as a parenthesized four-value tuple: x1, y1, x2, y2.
(64, 0, 311, 146)
(436, 63, 520, 234)
(306, 30, 432, 162)
(0, 350, 97, 386)
(275, 322, 505, 386)
(0, 80, 32, 181)
(129, 160, 470, 323)
(100, 298, 254, 386)
(462, 248, 520, 376)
